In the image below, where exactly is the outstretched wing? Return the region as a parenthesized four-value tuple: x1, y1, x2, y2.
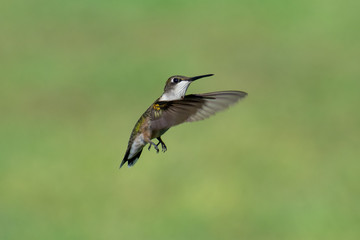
(150, 91, 247, 131)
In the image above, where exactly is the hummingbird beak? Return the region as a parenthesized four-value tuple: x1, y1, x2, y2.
(188, 74, 214, 82)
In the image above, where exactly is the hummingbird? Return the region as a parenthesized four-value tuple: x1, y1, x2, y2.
(120, 74, 247, 168)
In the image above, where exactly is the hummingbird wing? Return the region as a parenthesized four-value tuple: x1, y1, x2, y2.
(150, 91, 247, 130)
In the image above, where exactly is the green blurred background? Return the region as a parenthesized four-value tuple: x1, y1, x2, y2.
(1, 0, 359, 239)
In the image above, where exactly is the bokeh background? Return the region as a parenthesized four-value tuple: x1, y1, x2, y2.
(1, 0, 359, 239)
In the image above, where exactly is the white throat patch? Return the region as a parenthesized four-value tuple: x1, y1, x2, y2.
(159, 81, 191, 101)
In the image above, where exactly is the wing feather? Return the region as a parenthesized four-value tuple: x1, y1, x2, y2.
(150, 91, 247, 131)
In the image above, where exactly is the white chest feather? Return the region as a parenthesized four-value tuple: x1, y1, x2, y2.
(159, 81, 190, 101)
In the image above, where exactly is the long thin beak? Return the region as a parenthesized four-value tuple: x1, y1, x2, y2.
(188, 74, 214, 82)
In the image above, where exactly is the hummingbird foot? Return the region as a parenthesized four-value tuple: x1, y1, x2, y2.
(156, 137, 167, 152)
(148, 141, 159, 153)
(156, 142, 167, 152)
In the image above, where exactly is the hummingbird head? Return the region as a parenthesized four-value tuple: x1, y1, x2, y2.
(159, 74, 214, 101)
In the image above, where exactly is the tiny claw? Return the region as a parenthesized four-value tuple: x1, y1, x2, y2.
(156, 138, 167, 153)
(161, 143, 167, 152)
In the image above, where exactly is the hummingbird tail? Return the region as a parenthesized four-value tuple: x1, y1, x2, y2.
(120, 148, 143, 168)
(127, 149, 143, 167)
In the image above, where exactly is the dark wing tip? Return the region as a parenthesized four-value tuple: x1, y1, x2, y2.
(233, 90, 248, 99)
(199, 90, 248, 100)
(239, 91, 248, 96)
(217, 90, 248, 100)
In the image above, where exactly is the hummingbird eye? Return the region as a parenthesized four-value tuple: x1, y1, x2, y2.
(172, 78, 181, 83)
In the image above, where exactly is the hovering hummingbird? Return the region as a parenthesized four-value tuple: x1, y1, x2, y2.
(120, 74, 247, 168)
